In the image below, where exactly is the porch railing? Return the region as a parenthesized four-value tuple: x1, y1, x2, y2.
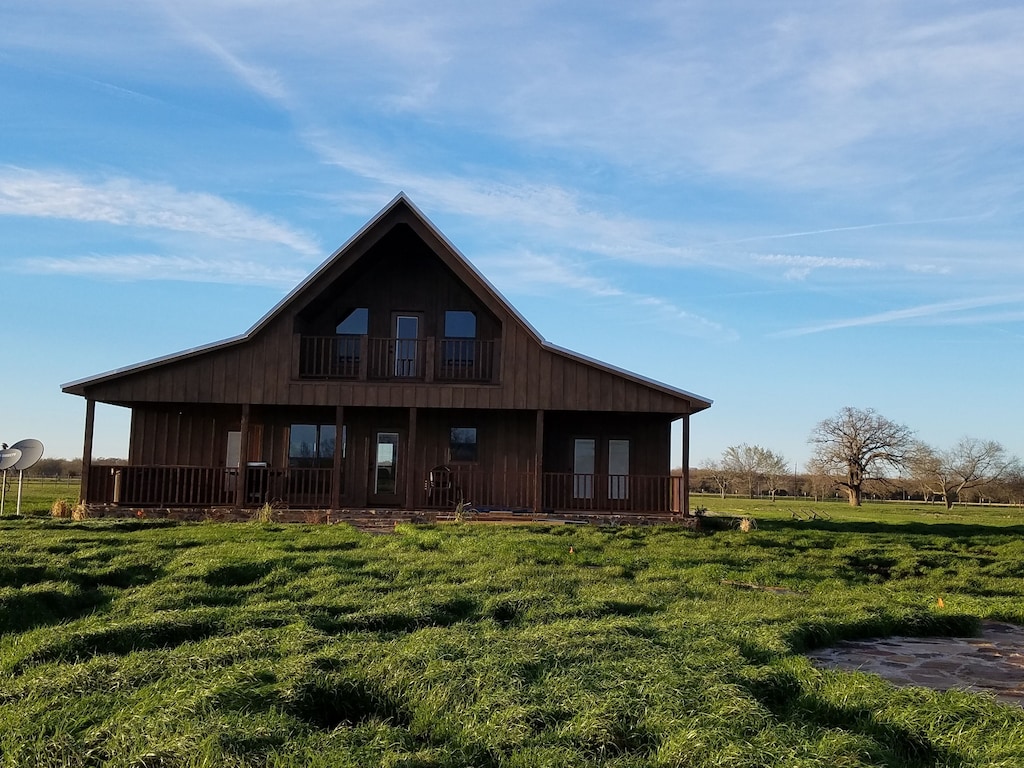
(298, 336, 496, 382)
(539, 473, 681, 513)
(87, 464, 335, 508)
(421, 469, 683, 514)
(86, 464, 684, 515)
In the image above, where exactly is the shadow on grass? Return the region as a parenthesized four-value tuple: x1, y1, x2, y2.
(309, 596, 481, 635)
(786, 612, 980, 654)
(286, 673, 413, 730)
(0, 587, 112, 634)
(743, 668, 956, 768)
(14, 613, 225, 670)
(756, 518, 1024, 539)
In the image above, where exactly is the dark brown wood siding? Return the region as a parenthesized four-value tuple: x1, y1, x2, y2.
(131, 405, 240, 466)
(542, 412, 672, 477)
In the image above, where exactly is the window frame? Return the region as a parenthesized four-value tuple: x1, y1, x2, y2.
(449, 426, 479, 463)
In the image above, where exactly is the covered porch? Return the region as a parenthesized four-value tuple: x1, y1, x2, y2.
(77, 400, 694, 518)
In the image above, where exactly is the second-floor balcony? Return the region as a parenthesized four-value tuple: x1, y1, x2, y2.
(298, 335, 498, 383)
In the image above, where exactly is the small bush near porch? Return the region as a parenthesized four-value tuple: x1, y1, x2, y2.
(1, 515, 1023, 766)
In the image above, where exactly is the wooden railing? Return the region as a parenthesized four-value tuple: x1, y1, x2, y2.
(298, 336, 496, 382)
(299, 335, 363, 378)
(367, 337, 426, 379)
(86, 464, 682, 514)
(436, 339, 495, 381)
(421, 470, 682, 514)
(421, 468, 536, 510)
(88, 465, 237, 507)
(540, 473, 682, 513)
(87, 465, 335, 508)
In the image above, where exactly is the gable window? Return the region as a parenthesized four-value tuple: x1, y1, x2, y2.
(336, 308, 368, 335)
(449, 427, 478, 462)
(289, 424, 337, 468)
(334, 308, 368, 375)
(443, 310, 476, 366)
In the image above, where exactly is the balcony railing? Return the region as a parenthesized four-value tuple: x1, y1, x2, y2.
(298, 336, 496, 382)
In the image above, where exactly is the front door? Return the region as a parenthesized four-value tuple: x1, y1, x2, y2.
(369, 431, 404, 506)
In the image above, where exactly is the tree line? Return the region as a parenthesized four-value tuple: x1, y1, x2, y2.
(697, 406, 1023, 507)
(8, 457, 126, 479)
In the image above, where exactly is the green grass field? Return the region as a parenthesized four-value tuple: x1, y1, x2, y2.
(3, 505, 1024, 767)
(0, 476, 80, 516)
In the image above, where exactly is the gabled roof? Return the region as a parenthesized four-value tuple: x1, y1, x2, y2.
(63, 193, 711, 411)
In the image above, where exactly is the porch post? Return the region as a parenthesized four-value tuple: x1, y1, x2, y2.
(80, 398, 96, 503)
(333, 405, 345, 511)
(534, 410, 544, 514)
(235, 404, 250, 507)
(681, 414, 691, 516)
(406, 407, 418, 508)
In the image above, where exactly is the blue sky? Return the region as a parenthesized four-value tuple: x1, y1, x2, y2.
(2, 1, 1023, 470)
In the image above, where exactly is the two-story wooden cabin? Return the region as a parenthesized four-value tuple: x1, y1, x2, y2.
(63, 194, 712, 520)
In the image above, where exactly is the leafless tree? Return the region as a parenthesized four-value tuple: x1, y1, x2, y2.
(808, 407, 914, 506)
(721, 444, 788, 499)
(908, 437, 1020, 509)
(722, 444, 764, 497)
(759, 449, 790, 501)
(700, 459, 731, 499)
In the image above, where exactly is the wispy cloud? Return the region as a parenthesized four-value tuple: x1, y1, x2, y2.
(309, 135, 699, 266)
(0, 167, 320, 255)
(775, 294, 1024, 337)
(481, 249, 736, 341)
(18, 254, 305, 288)
(753, 253, 876, 281)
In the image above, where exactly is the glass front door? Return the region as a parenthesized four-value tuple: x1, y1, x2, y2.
(374, 432, 400, 496)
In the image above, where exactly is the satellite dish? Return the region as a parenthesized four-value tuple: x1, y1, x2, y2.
(0, 448, 22, 471)
(10, 439, 43, 471)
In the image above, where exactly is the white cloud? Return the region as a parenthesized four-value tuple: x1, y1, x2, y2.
(481, 249, 735, 341)
(0, 167, 320, 255)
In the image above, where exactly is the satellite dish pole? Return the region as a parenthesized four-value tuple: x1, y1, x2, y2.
(0, 446, 22, 517)
(8, 440, 44, 516)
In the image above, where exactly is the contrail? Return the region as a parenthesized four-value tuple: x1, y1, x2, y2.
(774, 293, 1024, 338)
(703, 212, 991, 247)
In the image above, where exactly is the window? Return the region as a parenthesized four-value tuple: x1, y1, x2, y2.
(289, 424, 337, 468)
(449, 427, 478, 462)
(443, 311, 476, 366)
(336, 308, 368, 335)
(335, 309, 368, 373)
(444, 311, 476, 338)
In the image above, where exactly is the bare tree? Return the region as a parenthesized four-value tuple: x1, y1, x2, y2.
(721, 444, 788, 499)
(808, 407, 914, 506)
(722, 444, 763, 497)
(908, 437, 1020, 509)
(700, 459, 731, 499)
(759, 449, 789, 501)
